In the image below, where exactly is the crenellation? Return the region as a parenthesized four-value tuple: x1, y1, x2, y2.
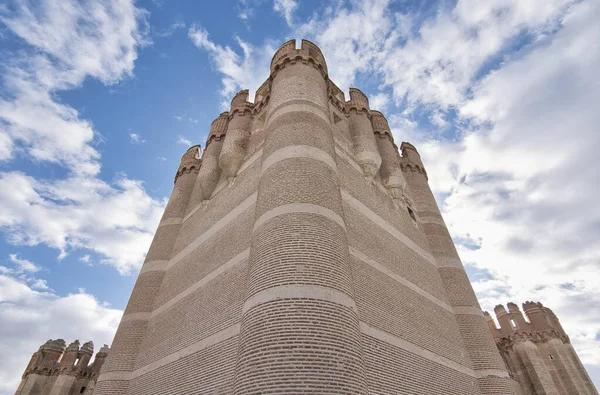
(16, 340, 110, 394)
(486, 302, 596, 394)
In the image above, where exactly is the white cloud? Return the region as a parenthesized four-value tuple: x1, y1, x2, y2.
(129, 132, 146, 144)
(8, 254, 40, 273)
(0, 273, 121, 395)
(274, 0, 298, 26)
(0, 0, 164, 275)
(0, 0, 149, 175)
(155, 21, 185, 38)
(188, 25, 276, 104)
(0, 172, 165, 274)
(177, 135, 192, 146)
(369, 93, 390, 112)
(79, 255, 91, 264)
(157, 156, 167, 162)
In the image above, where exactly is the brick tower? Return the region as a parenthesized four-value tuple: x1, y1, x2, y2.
(487, 302, 598, 394)
(94, 39, 515, 394)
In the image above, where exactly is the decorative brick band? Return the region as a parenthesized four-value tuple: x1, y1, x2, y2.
(139, 260, 169, 274)
(341, 190, 436, 266)
(253, 203, 345, 232)
(360, 322, 477, 378)
(119, 312, 151, 323)
(242, 284, 358, 314)
(169, 192, 257, 270)
(261, 145, 337, 175)
(435, 256, 465, 269)
(266, 99, 330, 127)
(130, 324, 240, 380)
(157, 217, 182, 228)
(418, 215, 446, 226)
(349, 247, 453, 313)
(453, 306, 485, 317)
(152, 249, 250, 317)
(474, 369, 510, 379)
(96, 371, 132, 383)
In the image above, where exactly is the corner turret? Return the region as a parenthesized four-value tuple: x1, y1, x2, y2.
(174, 144, 201, 184)
(270, 39, 328, 77)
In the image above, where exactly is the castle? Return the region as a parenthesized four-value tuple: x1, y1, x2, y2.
(16, 40, 598, 394)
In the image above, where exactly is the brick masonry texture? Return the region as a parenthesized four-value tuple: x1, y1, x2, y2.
(19, 39, 598, 395)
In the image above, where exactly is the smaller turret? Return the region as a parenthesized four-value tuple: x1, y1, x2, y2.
(220, 90, 252, 182)
(174, 145, 201, 184)
(371, 110, 405, 199)
(59, 340, 80, 372)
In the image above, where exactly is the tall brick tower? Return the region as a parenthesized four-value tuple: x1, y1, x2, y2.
(94, 39, 515, 394)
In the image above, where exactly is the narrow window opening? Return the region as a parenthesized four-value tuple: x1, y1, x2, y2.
(510, 319, 517, 329)
(407, 207, 417, 222)
(73, 358, 79, 366)
(549, 354, 554, 360)
(80, 387, 87, 393)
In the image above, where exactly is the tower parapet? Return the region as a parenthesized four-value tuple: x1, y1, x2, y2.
(486, 302, 597, 394)
(16, 339, 109, 395)
(270, 39, 328, 77)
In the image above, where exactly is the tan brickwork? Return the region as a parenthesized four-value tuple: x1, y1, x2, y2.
(488, 302, 598, 394)
(13, 38, 591, 395)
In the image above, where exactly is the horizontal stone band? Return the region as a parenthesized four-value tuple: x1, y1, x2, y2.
(261, 144, 337, 175)
(361, 322, 477, 378)
(169, 192, 257, 270)
(341, 190, 436, 266)
(266, 99, 330, 127)
(97, 371, 132, 383)
(157, 217, 182, 228)
(139, 260, 168, 275)
(253, 203, 345, 232)
(130, 324, 240, 380)
(120, 312, 151, 323)
(152, 249, 250, 317)
(242, 284, 357, 314)
(453, 306, 484, 317)
(350, 247, 453, 313)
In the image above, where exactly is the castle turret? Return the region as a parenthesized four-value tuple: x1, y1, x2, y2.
(371, 110, 404, 198)
(487, 302, 598, 395)
(95, 145, 200, 394)
(219, 90, 252, 182)
(16, 339, 65, 394)
(192, 113, 228, 207)
(233, 39, 369, 394)
(346, 88, 381, 180)
(400, 142, 512, 393)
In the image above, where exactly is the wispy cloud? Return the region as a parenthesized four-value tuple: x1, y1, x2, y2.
(155, 21, 185, 38)
(274, 0, 298, 26)
(177, 135, 192, 146)
(8, 254, 40, 273)
(129, 132, 146, 144)
(188, 25, 276, 105)
(173, 115, 183, 121)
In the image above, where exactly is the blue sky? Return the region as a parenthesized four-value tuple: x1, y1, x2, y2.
(1, 0, 599, 392)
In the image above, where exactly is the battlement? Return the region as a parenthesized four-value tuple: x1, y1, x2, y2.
(346, 88, 370, 113)
(207, 112, 230, 143)
(270, 39, 328, 76)
(486, 301, 568, 344)
(21, 339, 110, 379)
(174, 144, 201, 184)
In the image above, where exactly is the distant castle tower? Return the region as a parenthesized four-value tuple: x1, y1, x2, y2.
(15, 340, 109, 394)
(60, 39, 595, 394)
(486, 302, 597, 394)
